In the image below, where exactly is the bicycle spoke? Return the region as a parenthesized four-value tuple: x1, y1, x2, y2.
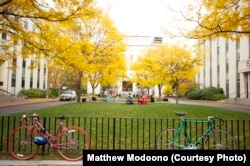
(57, 126, 91, 161)
(203, 130, 236, 150)
(8, 126, 40, 160)
(156, 128, 188, 150)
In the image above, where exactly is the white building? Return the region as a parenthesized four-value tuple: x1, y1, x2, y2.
(196, 37, 250, 99)
(0, 18, 48, 96)
(87, 35, 164, 97)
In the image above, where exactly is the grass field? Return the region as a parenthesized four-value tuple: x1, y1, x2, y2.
(12, 102, 250, 119)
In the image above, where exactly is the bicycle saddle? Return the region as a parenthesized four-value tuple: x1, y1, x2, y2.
(175, 112, 188, 116)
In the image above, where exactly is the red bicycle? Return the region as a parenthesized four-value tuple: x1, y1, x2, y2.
(7, 114, 91, 161)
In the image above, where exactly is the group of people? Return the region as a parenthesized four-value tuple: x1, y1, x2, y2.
(104, 93, 147, 104)
(126, 93, 149, 104)
(125, 93, 134, 104)
(103, 95, 119, 103)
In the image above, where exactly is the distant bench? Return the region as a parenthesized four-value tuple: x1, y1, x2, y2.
(163, 98, 168, 102)
(81, 97, 99, 102)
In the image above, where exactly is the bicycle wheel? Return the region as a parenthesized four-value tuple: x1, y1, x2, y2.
(156, 128, 188, 150)
(57, 126, 91, 161)
(203, 130, 237, 150)
(8, 126, 40, 160)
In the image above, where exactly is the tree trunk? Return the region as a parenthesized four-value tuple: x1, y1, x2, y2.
(157, 84, 162, 98)
(91, 87, 95, 97)
(175, 84, 179, 104)
(76, 71, 83, 103)
(46, 68, 50, 99)
(76, 87, 81, 103)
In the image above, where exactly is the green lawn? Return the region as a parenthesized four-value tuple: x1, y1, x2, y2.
(13, 102, 250, 119)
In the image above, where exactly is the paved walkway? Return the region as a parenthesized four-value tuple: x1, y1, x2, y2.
(0, 160, 82, 166)
(0, 98, 60, 108)
(167, 98, 250, 113)
(0, 98, 249, 113)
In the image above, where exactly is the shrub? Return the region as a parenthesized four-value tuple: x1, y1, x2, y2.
(19, 89, 46, 98)
(186, 86, 226, 101)
(186, 89, 202, 100)
(49, 88, 59, 97)
(210, 93, 226, 101)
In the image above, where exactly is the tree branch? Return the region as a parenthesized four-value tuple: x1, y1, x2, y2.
(0, 0, 12, 7)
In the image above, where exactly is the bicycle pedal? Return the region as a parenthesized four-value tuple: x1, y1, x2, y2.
(184, 144, 198, 150)
(184, 147, 196, 150)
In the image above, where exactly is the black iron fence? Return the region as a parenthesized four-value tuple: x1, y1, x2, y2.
(0, 116, 249, 155)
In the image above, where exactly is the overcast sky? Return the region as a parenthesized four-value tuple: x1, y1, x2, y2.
(96, 0, 193, 38)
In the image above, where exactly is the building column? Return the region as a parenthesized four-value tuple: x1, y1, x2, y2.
(241, 72, 249, 98)
(248, 72, 250, 98)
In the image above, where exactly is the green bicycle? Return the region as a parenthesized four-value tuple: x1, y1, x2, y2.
(156, 112, 236, 150)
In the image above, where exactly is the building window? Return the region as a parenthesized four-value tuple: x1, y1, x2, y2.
(237, 81, 240, 98)
(226, 82, 229, 97)
(2, 33, 7, 40)
(21, 77, 25, 88)
(236, 40, 240, 98)
(154, 37, 162, 44)
(22, 60, 26, 88)
(30, 70, 33, 88)
(22, 60, 26, 68)
(32, 24, 36, 32)
(14, 16, 19, 23)
(129, 50, 134, 61)
(217, 43, 220, 87)
(122, 81, 133, 91)
(236, 42, 240, 60)
(24, 21, 28, 30)
(37, 65, 40, 88)
(11, 70, 16, 87)
(249, 38, 250, 59)
(226, 39, 229, 54)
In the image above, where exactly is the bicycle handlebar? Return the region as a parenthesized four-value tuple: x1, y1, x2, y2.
(55, 115, 69, 121)
(21, 113, 39, 120)
(208, 116, 224, 126)
(21, 114, 69, 123)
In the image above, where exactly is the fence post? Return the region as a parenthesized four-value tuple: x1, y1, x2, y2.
(113, 118, 116, 150)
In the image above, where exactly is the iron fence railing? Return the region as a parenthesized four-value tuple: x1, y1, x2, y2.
(0, 116, 249, 155)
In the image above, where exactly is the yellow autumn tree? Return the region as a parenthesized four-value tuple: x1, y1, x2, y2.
(44, 10, 126, 101)
(131, 44, 202, 103)
(73, 13, 127, 97)
(165, 44, 202, 103)
(189, 0, 250, 40)
(100, 54, 127, 96)
(166, 0, 250, 40)
(131, 46, 172, 98)
(0, 0, 95, 62)
(131, 49, 161, 96)
(0, 1, 95, 100)
(46, 22, 93, 101)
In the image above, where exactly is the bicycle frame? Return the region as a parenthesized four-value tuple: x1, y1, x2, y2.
(8, 114, 91, 161)
(172, 118, 214, 149)
(27, 115, 70, 148)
